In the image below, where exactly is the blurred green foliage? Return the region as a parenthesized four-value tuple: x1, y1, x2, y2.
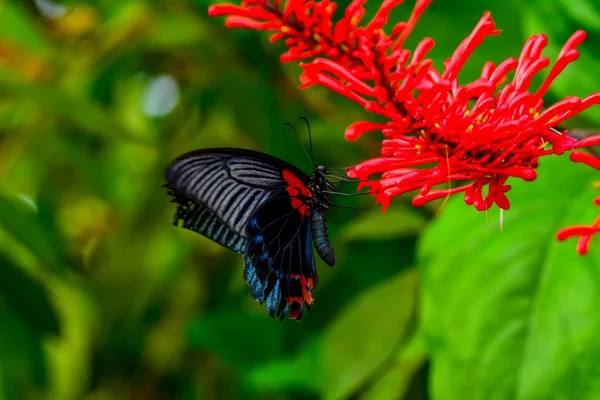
(0, 0, 599, 399)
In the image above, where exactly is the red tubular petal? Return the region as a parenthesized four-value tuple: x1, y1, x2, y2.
(535, 97, 580, 125)
(209, 4, 279, 20)
(411, 37, 435, 63)
(481, 61, 495, 79)
(412, 185, 470, 207)
(478, 166, 537, 181)
(576, 236, 592, 255)
(494, 192, 511, 210)
(570, 150, 600, 170)
(309, 58, 377, 95)
(535, 49, 581, 99)
(367, 0, 405, 31)
(557, 226, 595, 239)
(345, 121, 388, 141)
(578, 92, 600, 112)
(208, 4, 244, 17)
(269, 32, 286, 42)
(224, 16, 280, 30)
(558, 226, 600, 239)
(442, 12, 499, 81)
(559, 30, 587, 58)
(490, 58, 518, 84)
(515, 57, 549, 91)
(394, 0, 433, 49)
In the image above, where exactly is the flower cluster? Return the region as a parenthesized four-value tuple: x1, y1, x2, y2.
(209, 0, 600, 252)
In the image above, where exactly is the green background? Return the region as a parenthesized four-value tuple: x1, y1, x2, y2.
(1, 0, 600, 399)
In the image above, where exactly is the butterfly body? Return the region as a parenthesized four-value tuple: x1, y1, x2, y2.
(165, 148, 336, 320)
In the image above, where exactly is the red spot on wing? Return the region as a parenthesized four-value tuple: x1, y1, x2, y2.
(282, 169, 311, 215)
(287, 273, 315, 320)
(288, 273, 315, 305)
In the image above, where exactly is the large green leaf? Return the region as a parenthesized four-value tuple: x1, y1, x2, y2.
(245, 268, 419, 399)
(419, 154, 600, 400)
(362, 329, 428, 400)
(339, 205, 427, 243)
(320, 268, 418, 400)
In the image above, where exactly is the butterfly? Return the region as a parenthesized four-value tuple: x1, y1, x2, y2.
(164, 147, 340, 320)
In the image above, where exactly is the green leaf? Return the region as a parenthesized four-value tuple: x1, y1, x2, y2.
(419, 154, 600, 400)
(187, 311, 283, 369)
(339, 205, 427, 242)
(320, 268, 418, 400)
(245, 340, 320, 394)
(362, 330, 428, 400)
(0, 254, 60, 337)
(0, 195, 62, 270)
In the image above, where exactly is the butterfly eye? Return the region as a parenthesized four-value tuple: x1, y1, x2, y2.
(317, 164, 327, 172)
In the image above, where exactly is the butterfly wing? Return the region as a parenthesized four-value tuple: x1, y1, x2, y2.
(243, 195, 317, 320)
(165, 148, 309, 251)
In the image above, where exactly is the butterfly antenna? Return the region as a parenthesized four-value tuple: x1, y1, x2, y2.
(300, 117, 317, 167)
(324, 175, 359, 182)
(322, 191, 379, 197)
(331, 203, 372, 210)
(285, 122, 315, 168)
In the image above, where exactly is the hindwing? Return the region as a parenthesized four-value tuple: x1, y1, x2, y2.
(243, 195, 317, 320)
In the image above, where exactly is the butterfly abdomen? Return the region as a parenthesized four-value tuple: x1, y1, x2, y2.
(311, 211, 335, 266)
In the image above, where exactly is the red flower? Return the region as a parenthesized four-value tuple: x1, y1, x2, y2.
(209, 0, 600, 213)
(301, 15, 600, 211)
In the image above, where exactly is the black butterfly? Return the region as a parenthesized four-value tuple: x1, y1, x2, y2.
(164, 148, 339, 320)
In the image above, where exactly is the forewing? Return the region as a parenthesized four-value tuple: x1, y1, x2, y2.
(165, 149, 302, 241)
(243, 195, 318, 320)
